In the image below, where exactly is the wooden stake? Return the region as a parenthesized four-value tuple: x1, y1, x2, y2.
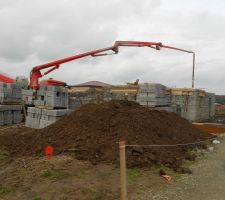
(119, 141, 127, 200)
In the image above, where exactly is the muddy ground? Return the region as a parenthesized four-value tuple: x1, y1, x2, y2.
(0, 125, 224, 200)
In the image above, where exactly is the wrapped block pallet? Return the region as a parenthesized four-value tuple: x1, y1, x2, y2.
(0, 83, 23, 125)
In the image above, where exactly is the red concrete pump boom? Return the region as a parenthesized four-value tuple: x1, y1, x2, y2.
(29, 41, 193, 89)
(0, 74, 15, 83)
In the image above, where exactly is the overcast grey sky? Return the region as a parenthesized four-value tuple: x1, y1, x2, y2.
(0, 0, 225, 94)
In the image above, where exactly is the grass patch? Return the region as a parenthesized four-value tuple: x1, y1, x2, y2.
(127, 168, 142, 183)
(0, 186, 11, 195)
(181, 160, 194, 169)
(41, 169, 66, 179)
(0, 150, 9, 161)
(32, 196, 41, 200)
(74, 170, 88, 179)
(89, 192, 112, 200)
(202, 140, 211, 147)
(83, 188, 115, 200)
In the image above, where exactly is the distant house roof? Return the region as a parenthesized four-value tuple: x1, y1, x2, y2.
(73, 81, 112, 88)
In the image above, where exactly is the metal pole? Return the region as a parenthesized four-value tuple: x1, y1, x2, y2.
(119, 141, 127, 200)
(192, 52, 195, 88)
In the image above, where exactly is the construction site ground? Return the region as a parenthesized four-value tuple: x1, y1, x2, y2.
(0, 124, 225, 200)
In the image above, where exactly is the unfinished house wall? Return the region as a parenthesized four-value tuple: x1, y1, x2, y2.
(68, 83, 178, 113)
(68, 83, 215, 123)
(170, 88, 215, 122)
(109, 85, 137, 101)
(0, 83, 23, 125)
(68, 88, 105, 111)
(207, 92, 215, 118)
(25, 85, 71, 129)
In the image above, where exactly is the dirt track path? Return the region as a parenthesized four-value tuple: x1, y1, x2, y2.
(135, 135, 225, 200)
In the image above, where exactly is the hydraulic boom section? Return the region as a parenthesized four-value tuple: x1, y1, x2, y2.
(29, 41, 193, 90)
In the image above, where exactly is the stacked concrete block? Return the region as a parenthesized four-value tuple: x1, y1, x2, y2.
(34, 85, 68, 108)
(0, 106, 12, 125)
(15, 76, 28, 89)
(0, 105, 23, 125)
(40, 109, 72, 128)
(25, 85, 72, 129)
(0, 83, 23, 125)
(0, 83, 22, 103)
(22, 89, 35, 105)
(136, 83, 171, 107)
(25, 106, 72, 129)
(25, 107, 42, 129)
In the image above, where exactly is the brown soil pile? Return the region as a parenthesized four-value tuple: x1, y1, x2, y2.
(0, 100, 213, 171)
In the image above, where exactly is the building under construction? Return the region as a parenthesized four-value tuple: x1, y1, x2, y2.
(68, 81, 215, 123)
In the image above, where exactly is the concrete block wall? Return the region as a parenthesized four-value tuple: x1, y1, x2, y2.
(111, 93, 136, 101)
(68, 97, 82, 110)
(69, 90, 104, 105)
(206, 92, 215, 117)
(170, 89, 215, 122)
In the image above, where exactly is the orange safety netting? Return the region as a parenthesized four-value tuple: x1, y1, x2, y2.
(193, 124, 225, 134)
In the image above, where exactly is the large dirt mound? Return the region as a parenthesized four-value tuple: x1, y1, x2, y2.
(0, 100, 213, 170)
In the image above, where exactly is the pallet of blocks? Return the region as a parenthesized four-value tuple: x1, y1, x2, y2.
(136, 83, 171, 106)
(25, 85, 72, 129)
(0, 82, 23, 125)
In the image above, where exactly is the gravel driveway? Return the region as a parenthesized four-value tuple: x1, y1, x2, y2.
(132, 135, 225, 200)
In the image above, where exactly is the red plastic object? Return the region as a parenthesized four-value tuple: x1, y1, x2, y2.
(162, 175, 172, 182)
(45, 145, 54, 160)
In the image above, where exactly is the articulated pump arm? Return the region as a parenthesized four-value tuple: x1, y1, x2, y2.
(29, 41, 193, 89)
(0, 74, 15, 83)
